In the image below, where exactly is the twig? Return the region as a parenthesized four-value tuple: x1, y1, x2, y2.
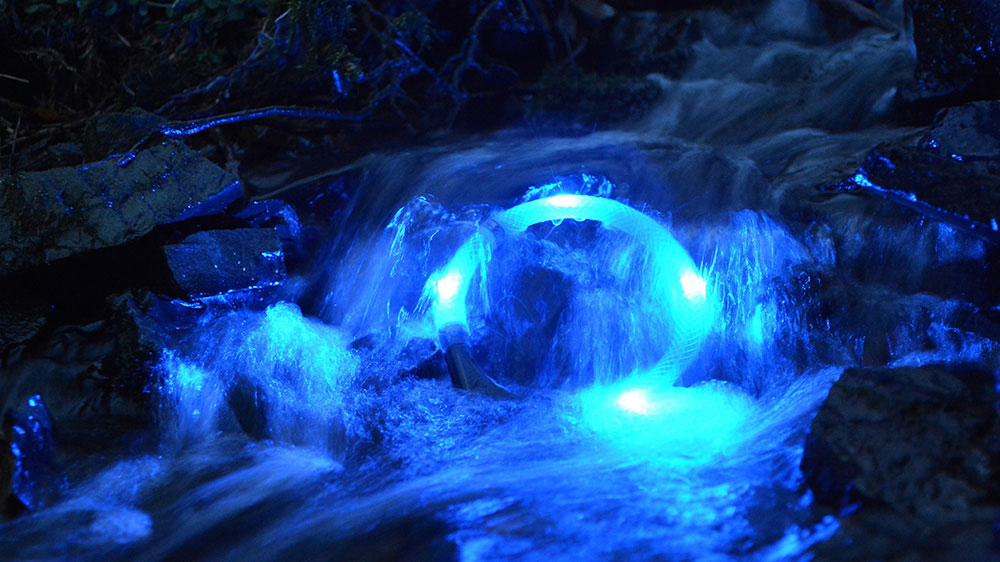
(158, 105, 373, 137)
(440, 0, 504, 90)
(355, 0, 460, 99)
(8, 113, 21, 175)
(119, 90, 394, 165)
(155, 15, 277, 115)
(525, 0, 557, 62)
(0, 73, 29, 84)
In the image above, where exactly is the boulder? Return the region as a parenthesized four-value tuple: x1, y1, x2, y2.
(0, 140, 241, 278)
(803, 364, 1000, 559)
(163, 228, 286, 297)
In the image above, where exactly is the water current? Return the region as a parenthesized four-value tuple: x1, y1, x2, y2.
(3, 1, 997, 560)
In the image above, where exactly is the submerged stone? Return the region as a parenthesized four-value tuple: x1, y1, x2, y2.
(803, 364, 1000, 559)
(2, 395, 58, 513)
(0, 140, 241, 278)
(163, 228, 286, 297)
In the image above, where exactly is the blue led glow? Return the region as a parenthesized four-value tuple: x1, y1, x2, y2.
(577, 379, 756, 462)
(680, 269, 707, 302)
(424, 194, 715, 387)
(615, 388, 651, 415)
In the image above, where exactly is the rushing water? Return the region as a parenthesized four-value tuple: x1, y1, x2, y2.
(3, 1, 998, 560)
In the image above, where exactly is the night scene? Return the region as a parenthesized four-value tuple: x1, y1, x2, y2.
(1, 0, 999, 560)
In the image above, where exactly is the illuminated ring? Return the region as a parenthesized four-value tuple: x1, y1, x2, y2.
(424, 194, 713, 395)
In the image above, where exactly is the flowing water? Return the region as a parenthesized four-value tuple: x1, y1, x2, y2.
(3, 1, 998, 560)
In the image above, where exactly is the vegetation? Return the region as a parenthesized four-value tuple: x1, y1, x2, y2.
(0, 0, 656, 177)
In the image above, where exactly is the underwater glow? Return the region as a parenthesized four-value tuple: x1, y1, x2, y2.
(424, 194, 715, 387)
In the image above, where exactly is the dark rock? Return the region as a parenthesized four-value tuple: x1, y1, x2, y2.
(920, 100, 1000, 160)
(87, 108, 167, 158)
(394, 337, 447, 381)
(0, 140, 241, 278)
(0, 301, 47, 356)
(232, 200, 304, 264)
(600, 12, 701, 77)
(803, 364, 1000, 559)
(45, 143, 85, 168)
(859, 142, 1000, 231)
(816, 0, 896, 39)
(901, 0, 1000, 115)
(530, 68, 663, 127)
(103, 292, 172, 410)
(0, 292, 183, 439)
(2, 395, 59, 512)
(163, 228, 286, 297)
(1, 432, 21, 518)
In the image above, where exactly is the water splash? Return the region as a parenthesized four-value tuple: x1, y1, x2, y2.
(158, 302, 363, 455)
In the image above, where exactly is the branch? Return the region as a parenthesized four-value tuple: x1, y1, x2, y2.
(117, 87, 396, 166)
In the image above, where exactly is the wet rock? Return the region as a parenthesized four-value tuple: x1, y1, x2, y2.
(2, 395, 59, 512)
(902, 0, 1000, 115)
(163, 228, 286, 297)
(803, 364, 1000, 559)
(0, 292, 183, 440)
(858, 142, 1000, 233)
(232, 200, 304, 265)
(394, 337, 448, 381)
(0, 140, 241, 278)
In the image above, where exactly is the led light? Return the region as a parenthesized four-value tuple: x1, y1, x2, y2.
(423, 194, 714, 388)
(435, 270, 462, 303)
(680, 270, 707, 302)
(547, 193, 584, 208)
(615, 388, 651, 415)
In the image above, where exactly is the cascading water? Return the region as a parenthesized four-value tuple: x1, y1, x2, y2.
(2, 1, 997, 560)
